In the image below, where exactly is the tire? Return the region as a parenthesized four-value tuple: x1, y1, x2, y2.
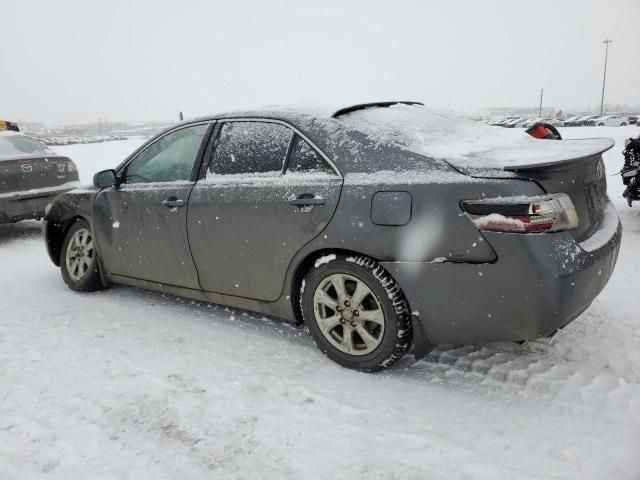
(300, 254, 412, 372)
(598, 123, 605, 126)
(60, 218, 104, 292)
(621, 122, 627, 126)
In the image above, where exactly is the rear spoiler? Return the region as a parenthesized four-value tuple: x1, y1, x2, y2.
(503, 138, 615, 172)
(0, 120, 19, 132)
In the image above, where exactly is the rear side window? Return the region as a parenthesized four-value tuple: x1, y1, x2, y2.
(0, 135, 53, 160)
(286, 135, 334, 175)
(208, 121, 292, 176)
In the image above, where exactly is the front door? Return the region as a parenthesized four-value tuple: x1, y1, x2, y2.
(93, 123, 210, 289)
(188, 120, 343, 301)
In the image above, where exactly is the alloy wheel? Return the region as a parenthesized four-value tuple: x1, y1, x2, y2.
(65, 228, 95, 281)
(313, 273, 385, 355)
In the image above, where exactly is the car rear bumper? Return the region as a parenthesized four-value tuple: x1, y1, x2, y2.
(381, 201, 622, 346)
(0, 182, 79, 223)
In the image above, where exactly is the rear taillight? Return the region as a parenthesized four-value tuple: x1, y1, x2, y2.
(462, 193, 579, 233)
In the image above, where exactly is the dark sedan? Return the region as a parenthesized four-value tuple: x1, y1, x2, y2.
(1, 131, 79, 223)
(43, 102, 621, 371)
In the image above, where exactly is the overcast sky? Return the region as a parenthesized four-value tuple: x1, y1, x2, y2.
(1, 0, 638, 124)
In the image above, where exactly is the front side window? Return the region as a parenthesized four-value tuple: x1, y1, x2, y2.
(286, 135, 334, 175)
(125, 124, 207, 184)
(208, 121, 292, 176)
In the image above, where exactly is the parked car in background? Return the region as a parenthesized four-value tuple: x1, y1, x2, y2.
(513, 118, 533, 128)
(627, 115, 638, 125)
(43, 102, 621, 371)
(562, 116, 584, 127)
(567, 116, 587, 126)
(577, 115, 601, 126)
(492, 119, 511, 127)
(588, 115, 628, 127)
(520, 117, 554, 128)
(502, 118, 523, 128)
(0, 131, 79, 223)
(543, 118, 564, 127)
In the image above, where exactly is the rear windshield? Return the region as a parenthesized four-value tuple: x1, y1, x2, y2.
(334, 103, 517, 160)
(0, 135, 54, 160)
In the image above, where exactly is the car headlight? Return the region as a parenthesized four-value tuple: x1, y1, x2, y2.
(44, 202, 53, 216)
(68, 162, 78, 173)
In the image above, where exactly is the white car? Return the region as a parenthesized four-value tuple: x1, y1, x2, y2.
(573, 115, 600, 126)
(517, 118, 539, 128)
(590, 115, 628, 127)
(502, 118, 523, 128)
(520, 117, 557, 128)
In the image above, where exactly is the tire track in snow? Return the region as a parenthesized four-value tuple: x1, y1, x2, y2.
(406, 334, 639, 416)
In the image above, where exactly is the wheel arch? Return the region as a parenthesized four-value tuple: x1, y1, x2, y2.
(290, 248, 398, 325)
(45, 215, 89, 267)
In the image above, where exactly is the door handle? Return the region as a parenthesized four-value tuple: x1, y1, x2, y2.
(289, 194, 325, 206)
(161, 198, 185, 208)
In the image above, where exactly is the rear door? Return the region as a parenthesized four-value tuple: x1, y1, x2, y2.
(188, 120, 343, 301)
(92, 123, 210, 289)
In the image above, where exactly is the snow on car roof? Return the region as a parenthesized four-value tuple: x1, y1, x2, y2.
(181, 103, 613, 173)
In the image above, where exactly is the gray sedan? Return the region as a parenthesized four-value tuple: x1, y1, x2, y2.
(43, 102, 621, 371)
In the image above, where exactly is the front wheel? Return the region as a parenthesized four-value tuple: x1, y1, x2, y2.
(300, 254, 412, 372)
(60, 218, 104, 291)
(621, 122, 627, 126)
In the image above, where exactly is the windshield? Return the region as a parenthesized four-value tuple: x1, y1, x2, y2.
(0, 135, 54, 160)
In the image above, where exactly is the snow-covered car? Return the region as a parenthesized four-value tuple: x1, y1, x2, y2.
(544, 118, 564, 127)
(0, 131, 79, 223)
(588, 115, 628, 127)
(43, 102, 621, 371)
(513, 118, 532, 128)
(562, 116, 584, 127)
(501, 118, 523, 128)
(519, 117, 556, 128)
(575, 115, 600, 126)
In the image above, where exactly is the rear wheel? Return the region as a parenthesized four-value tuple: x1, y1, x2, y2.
(300, 254, 412, 372)
(60, 219, 104, 291)
(621, 122, 627, 126)
(598, 122, 605, 126)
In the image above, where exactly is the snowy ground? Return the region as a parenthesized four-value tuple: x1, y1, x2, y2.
(1, 127, 639, 479)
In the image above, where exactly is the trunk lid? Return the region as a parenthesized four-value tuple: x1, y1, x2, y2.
(459, 151, 610, 242)
(0, 155, 78, 197)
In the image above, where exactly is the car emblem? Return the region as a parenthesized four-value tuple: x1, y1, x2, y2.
(21, 164, 33, 173)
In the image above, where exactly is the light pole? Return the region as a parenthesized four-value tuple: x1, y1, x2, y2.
(600, 38, 613, 116)
(539, 88, 544, 117)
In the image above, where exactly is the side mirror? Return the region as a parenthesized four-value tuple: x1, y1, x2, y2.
(93, 169, 119, 188)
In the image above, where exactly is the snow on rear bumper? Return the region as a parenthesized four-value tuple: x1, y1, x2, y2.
(381, 201, 621, 346)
